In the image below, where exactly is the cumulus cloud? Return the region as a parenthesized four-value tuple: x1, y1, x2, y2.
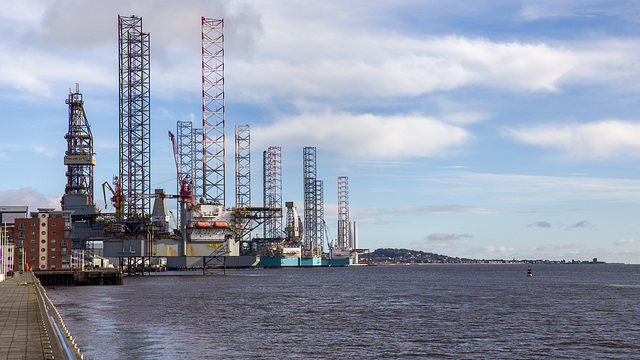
(506, 120, 640, 160)
(253, 111, 472, 160)
(615, 238, 635, 246)
(0, 187, 61, 211)
(4, 1, 640, 104)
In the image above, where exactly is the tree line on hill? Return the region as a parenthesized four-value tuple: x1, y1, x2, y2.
(358, 248, 596, 264)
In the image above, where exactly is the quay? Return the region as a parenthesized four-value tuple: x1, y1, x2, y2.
(35, 269, 123, 287)
(0, 272, 82, 359)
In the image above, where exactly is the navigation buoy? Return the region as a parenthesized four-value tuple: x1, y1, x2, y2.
(527, 266, 532, 277)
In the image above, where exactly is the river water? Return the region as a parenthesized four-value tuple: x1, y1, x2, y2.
(47, 264, 640, 359)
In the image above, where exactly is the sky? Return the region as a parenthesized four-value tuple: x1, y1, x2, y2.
(2, 0, 640, 263)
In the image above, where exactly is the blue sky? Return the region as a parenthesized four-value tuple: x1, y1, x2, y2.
(2, 0, 640, 263)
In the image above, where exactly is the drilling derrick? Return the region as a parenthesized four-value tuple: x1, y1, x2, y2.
(202, 17, 225, 205)
(235, 125, 251, 208)
(63, 84, 103, 251)
(64, 84, 95, 203)
(303, 147, 318, 255)
(118, 15, 151, 218)
(315, 179, 324, 253)
(337, 176, 349, 250)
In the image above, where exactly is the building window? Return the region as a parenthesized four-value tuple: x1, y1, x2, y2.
(18, 232, 24, 239)
(41, 256, 46, 261)
(41, 240, 46, 244)
(51, 256, 56, 260)
(41, 214, 46, 219)
(30, 239, 36, 243)
(40, 265, 45, 269)
(51, 239, 56, 243)
(41, 248, 46, 252)
(31, 222, 36, 226)
(31, 231, 36, 235)
(41, 231, 46, 235)
(52, 222, 56, 226)
(41, 222, 46, 227)
(61, 248, 67, 256)
(30, 256, 35, 260)
(51, 231, 56, 235)
(18, 223, 25, 230)
(51, 265, 56, 269)
(30, 248, 35, 252)
(62, 240, 67, 247)
(51, 248, 56, 252)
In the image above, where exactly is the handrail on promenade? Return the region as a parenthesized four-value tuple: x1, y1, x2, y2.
(32, 271, 83, 360)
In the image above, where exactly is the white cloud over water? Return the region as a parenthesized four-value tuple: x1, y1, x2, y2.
(253, 111, 472, 160)
(506, 120, 640, 160)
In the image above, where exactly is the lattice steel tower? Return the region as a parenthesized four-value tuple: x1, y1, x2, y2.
(176, 121, 194, 225)
(202, 17, 225, 205)
(337, 176, 349, 249)
(192, 127, 204, 201)
(263, 146, 282, 239)
(303, 147, 318, 253)
(118, 15, 150, 217)
(235, 125, 251, 208)
(64, 84, 95, 204)
(315, 179, 324, 253)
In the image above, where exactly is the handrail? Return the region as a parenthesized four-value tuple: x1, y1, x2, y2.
(32, 272, 83, 359)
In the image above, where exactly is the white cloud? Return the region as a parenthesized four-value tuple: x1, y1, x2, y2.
(253, 111, 471, 160)
(615, 238, 635, 246)
(426, 233, 473, 242)
(389, 205, 504, 216)
(482, 245, 516, 254)
(1, 1, 639, 105)
(506, 120, 640, 160)
(0, 188, 61, 210)
(428, 172, 640, 203)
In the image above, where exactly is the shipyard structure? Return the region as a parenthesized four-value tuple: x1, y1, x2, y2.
(56, 15, 365, 274)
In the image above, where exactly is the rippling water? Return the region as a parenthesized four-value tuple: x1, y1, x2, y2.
(47, 264, 640, 359)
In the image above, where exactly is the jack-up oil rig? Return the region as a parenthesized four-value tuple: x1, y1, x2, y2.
(64, 15, 365, 275)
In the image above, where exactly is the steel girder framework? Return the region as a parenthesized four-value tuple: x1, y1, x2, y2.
(315, 179, 324, 253)
(235, 125, 251, 208)
(64, 84, 95, 204)
(201, 17, 225, 206)
(263, 146, 282, 240)
(303, 147, 318, 253)
(176, 121, 194, 225)
(118, 15, 151, 218)
(192, 127, 204, 202)
(337, 176, 349, 250)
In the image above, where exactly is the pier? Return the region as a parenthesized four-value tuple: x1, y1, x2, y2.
(34, 269, 123, 287)
(0, 272, 83, 359)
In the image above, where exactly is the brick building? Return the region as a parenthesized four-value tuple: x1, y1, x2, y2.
(15, 208, 73, 270)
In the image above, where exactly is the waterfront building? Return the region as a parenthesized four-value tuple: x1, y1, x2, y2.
(14, 208, 73, 270)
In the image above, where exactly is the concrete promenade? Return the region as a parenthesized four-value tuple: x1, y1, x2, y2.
(0, 272, 81, 359)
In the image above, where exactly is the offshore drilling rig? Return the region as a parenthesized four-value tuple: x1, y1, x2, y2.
(65, 15, 363, 273)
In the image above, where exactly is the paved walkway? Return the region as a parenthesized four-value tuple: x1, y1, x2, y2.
(0, 272, 54, 360)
